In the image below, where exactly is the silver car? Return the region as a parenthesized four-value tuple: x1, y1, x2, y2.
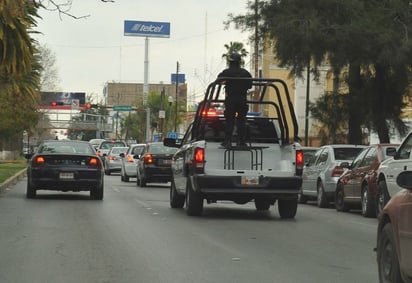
(300, 144, 366, 208)
(104, 146, 128, 175)
(120, 144, 146, 182)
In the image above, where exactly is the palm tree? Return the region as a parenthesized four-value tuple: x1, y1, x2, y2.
(222, 41, 249, 67)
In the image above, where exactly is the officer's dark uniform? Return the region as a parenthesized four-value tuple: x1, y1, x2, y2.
(217, 53, 252, 147)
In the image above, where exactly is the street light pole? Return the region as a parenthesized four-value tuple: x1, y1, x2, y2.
(174, 61, 180, 132)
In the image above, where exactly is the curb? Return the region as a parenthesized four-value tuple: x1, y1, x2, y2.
(0, 168, 27, 195)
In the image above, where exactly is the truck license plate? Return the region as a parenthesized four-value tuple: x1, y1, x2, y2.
(59, 172, 74, 179)
(241, 176, 259, 185)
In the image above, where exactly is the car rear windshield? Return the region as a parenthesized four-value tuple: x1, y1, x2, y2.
(149, 144, 178, 155)
(39, 142, 94, 154)
(333, 147, 364, 160)
(100, 141, 126, 149)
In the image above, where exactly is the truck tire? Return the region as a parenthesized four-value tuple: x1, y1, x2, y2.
(170, 178, 185, 208)
(255, 198, 270, 211)
(186, 179, 203, 216)
(378, 223, 402, 283)
(278, 198, 297, 219)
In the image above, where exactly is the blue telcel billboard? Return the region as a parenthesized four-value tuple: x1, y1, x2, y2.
(124, 20, 170, 38)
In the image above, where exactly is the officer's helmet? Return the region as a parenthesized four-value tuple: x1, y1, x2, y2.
(228, 53, 241, 62)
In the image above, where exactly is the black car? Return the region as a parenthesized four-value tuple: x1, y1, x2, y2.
(136, 142, 178, 187)
(26, 140, 104, 199)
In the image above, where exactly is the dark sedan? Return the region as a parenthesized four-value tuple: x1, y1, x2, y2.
(376, 171, 412, 283)
(335, 144, 398, 217)
(136, 142, 178, 187)
(26, 140, 104, 200)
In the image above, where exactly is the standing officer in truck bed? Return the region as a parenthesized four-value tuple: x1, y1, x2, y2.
(217, 52, 253, 147)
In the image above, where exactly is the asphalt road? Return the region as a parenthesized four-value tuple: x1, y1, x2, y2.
(0, 174, 379, 283)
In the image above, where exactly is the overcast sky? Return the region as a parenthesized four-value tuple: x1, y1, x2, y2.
(33, 0, 251, 104)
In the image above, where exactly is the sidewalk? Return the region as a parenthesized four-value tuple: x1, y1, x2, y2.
(0, 168, 27, 195)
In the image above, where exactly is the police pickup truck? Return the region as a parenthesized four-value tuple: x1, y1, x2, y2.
(164, 77, 303, 218)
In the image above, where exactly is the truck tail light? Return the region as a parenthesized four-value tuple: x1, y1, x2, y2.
(192, 148, 205, 173)
(144, 153, 153, 164)
(331, 166, 344, 177)
(296, 150, 303, 176)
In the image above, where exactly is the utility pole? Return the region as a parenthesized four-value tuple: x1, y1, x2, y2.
(253, 0, 260, 111)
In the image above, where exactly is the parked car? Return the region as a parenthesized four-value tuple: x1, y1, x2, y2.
(376, 131, 412, 215)
(120, 143, 146, 182)
(302, 146, 319, 165)
(376, 170, 412, 283)
(136, 142, 178, 187)
(96, 140, 128, 165)
(26, 140, 104, 199)
(300, 144, 366, 208)
(104, 146, 128, 175)
(335, 144, 398, 217)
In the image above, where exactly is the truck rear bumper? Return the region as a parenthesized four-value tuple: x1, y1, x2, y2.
(193, 175, 302, 197)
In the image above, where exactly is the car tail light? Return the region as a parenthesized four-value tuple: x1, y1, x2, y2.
(295, 150, 303, 176)
(108, 155, 115, 161)
(331, 166, 344, 177)
(144, 153, 153, 164)
(127, 155, 134, 163)
(88, 157, 100, 167)
(97, 150, 102, 156)
(32, 156, 45, 166)
(201, 109, 217, 117)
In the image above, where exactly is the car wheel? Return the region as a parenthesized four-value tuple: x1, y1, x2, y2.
(317, 181, 329, 208)
(90, 182, 104, 200)
(26, 182, 36, 199)
(376, 181, 390, 216)
(255, 198, 271, 211)
(377, 223, 402, 283)
(105, 169, 111, 176)
(170, 177, 185, 208)
(335, 182, 350, 212)
(297, 188, 308, 204)
(186, 179, 203, 216)
(124, 174, 129, 182)
(278, 198, 297, 219)
(361, 185, 376, 218)
(140, 175, 147, 187)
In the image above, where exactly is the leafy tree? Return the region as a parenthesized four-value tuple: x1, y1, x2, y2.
(37, 43, 61, 91)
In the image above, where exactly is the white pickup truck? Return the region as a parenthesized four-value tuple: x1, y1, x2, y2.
(164, 77, 303, 218)
(376, 131, 412, 214)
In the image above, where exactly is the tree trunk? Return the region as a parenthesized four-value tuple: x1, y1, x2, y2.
(347, 63, 364, 144)
(372, 64, 390, 143)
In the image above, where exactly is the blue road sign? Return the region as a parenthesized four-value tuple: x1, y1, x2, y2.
(124, 20, 170, 38)
(167, 132, 178, 139)
(171, 73, 186, 84)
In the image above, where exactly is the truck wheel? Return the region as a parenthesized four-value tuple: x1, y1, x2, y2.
(378, 223, 402, 283)
(170, 178, 185, 208)
(186, 179, 203, 216)
(278, 198, 297, 219)
(255, 198, 270, 211)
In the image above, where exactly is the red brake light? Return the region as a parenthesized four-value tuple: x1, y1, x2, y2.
(201, 109, 217, 117)
(144, 153, 153, 164)
(192, 148, 205, 173)
(331, 166, 344, 177)
(97, 150, 102, 156)
(109, 155, 115, 161)
(127, 155, 134, 162)
(296, 150, 304, 169)
(89, 157, 99, 166)
(34, 156, 45, 165)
